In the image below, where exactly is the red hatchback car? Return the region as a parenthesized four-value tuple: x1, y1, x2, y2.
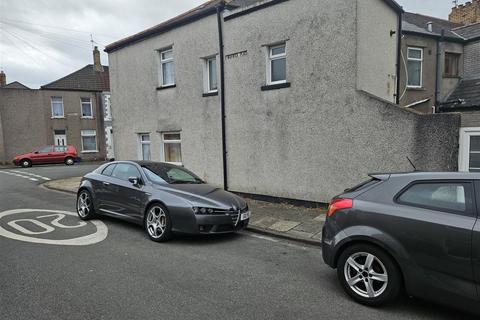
(13, 145, 78, 167)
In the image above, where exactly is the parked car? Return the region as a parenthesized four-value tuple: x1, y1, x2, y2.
(322, 172, 480, 314)
(13, 145, 78, 168)
(76, 160, 250, 242)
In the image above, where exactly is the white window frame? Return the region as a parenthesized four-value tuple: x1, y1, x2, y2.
(266, 43, 287, 85)
(407, 47, 423, 88)
(80, 130, 98, 153)
(80, 97, 93, 119)
(138, 133, 151, 161)
(204, 56, 218, 93)
(459, 127, 480, 172)
(159, 48, 175, 87)
(51, 96, 64, 118)
(161, 132, 182, 165)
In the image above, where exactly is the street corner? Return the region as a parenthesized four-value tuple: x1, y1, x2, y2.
(0, 208, 107, 246)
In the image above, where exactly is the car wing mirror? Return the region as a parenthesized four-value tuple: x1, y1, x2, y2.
(34, 151, 39, 154)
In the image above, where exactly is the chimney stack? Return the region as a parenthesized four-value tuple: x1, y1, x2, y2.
(93, 46, 103, 72)
(0, 71, 6, 87)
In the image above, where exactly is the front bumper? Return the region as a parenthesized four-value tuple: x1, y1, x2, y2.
(194, 211, 250, 234)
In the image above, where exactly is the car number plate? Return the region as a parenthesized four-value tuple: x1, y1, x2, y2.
(240, 211, 250, 221)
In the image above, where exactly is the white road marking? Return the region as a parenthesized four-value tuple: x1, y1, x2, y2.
(0, 209, 108, 246)
(10, 170, 51, 181)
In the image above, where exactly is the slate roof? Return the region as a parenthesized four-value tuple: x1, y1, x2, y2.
(0, 81, 30, 89)
(440, 79, 480, 111)
(106, 0, 403, 53)
(41, 64, 109, 92)
(453, 23, 480, 41)
(403, 12, 464, 41)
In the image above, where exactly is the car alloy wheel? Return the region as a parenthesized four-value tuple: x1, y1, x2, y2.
(77, 190, 95, 220)
(337, 244, 401, 306)
(65, 157, 74, 165)
(344, 252, 388, 298)
(21, 160, 31, 168)
(145, 204, 172, 242)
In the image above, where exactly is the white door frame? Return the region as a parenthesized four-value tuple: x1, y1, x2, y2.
(54, 133, 67, 146)
(459, 127, 480, 172)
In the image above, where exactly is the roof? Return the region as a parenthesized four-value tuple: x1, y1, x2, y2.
(0, 81, 30, 89)
(106, 0, 403, 53)
(41, 64, 109, 92)
(105, 0, 223, 53)
(453, 23, 480, 41)
(402, 12, 465, 41)
(440, 78, 480, 111)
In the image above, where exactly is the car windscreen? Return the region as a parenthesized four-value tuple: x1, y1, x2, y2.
(142, 164, 204, 184)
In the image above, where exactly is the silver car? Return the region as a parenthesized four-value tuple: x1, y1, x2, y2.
(76, 161, 250, 242)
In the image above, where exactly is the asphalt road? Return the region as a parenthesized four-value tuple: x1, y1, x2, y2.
(0, 164, 476, 320)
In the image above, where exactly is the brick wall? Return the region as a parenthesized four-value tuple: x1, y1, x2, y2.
(449, 0, 480, 25)
(464, 40, 480, 79)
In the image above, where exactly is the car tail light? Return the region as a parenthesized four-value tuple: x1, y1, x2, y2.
(327, 198, 353, 217)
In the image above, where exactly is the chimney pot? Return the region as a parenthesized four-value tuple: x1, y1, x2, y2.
(0, 71, 6, 87)
(93, 46, 103, 72)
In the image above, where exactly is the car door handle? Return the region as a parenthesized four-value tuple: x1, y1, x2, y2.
(103, 182, 110, 186)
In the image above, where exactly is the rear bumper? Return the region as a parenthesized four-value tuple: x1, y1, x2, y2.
(12, 159, 19, 166)
(322, 225, 336, 267)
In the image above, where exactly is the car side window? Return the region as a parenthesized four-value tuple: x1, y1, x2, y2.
(397, 182, 473, 215)
(38, 146, 53, 153)
(102, 164, 116, 176)
(111, 164, 141, 181)
(54, 146, 67, 152)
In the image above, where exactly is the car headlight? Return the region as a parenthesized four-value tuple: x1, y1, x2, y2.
(192, 207, 214, 214)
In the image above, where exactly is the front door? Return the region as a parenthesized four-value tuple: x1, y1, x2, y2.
(54, 130, 67, 146)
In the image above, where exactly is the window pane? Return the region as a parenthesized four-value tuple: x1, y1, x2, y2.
(161, 50, 173, 60)
(469, 153, 480, 170)
(271, 45, 285, 56)
(408, 49, 422, 59)
(141, 134, 150, 142)
(52, 97, 64, 117)
(470, 136, 480, 152)
(82, 103, 92, 117)
(82, 136, 97, 151)
(164, 143, 182, 163)
(407, 60, 421, 86)
(208, 58, 217, 91)
(399, 183, 467, 212)
(271, 58, 286, 82)
(162, 61, 174, 85)
(142, 143, 151, 161)
(163, 133, 180, 141)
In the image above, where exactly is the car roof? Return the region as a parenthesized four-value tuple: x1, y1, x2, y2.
(119, 160, 178, 168)
(371, 171, 480, 180)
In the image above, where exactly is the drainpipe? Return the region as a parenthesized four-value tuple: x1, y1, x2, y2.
(396, 12, 403, 105)
(216, 3, 228, 190)
(435, 30, 445, 113)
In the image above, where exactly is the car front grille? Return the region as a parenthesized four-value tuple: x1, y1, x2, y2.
(212, 206, 248, 225)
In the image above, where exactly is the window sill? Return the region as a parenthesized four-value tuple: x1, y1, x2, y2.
(261, 82, 291, 91)
(156, 84, 176, 90)
(202, 91, 218, 97)
(81, 117, 95, 120)
(51, 116, 65, 119)
(81, 150, 99, 154)
(406, 87, 426, 91)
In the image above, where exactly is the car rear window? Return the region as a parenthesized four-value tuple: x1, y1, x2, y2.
(344, 178, 381, 193)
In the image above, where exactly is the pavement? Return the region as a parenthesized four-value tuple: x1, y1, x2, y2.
(44, 176, 326, 246)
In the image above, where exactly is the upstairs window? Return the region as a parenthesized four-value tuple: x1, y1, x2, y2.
(205, 56, 218, 93)
(51, 97, 64, 118)
(407, 47, 423, 88)
(159, 48, 175, 87)
(162, 132, 182, 165)
(81, 97, 93, 118)
(267, 43, 286, 85)
(444, 53, 460, 77)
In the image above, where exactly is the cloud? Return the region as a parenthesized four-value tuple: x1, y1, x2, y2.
(0, 0, 205, 88)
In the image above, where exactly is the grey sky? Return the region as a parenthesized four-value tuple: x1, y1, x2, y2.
(0, 0, 461, 88)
